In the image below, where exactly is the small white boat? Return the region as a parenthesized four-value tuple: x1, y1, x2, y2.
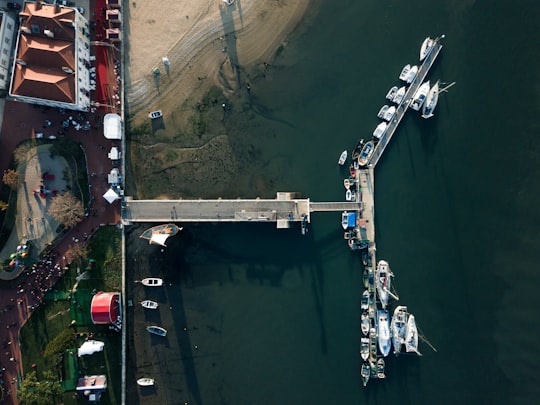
(406, 65, 418, 84)
(392, 86, 406, 104)
(361, 362, 370, 387)
(341, 211, 355, 230)
(373, 122, 387, 139)
(148, 110, 163, 119)
(385, 86, 398, 100)
(382, 106, 396, 122)
(411, 81, 430, 111)
(405, 314, 421, 355)
(376, 358, 386, 379)
(377, 105, 389, 119)
(420, 37, 435, 61)
(361, 311, 370, 336)
(345, 189, 353, 201)
(343, 178, 351, 190)
(377, 309, 392, 357)
(360, 337, 370, 361)
(361, 289, 369, 310)
(141, 300, 159, 310)
(357, 141, 374, 167)
(146, 325, 167, 337)
(399, 64, 411, 81)
(422, 80, 439, 118)
(391, 305, 408, 355)
(338, 150, 347, 165)
(140, 278, 163, 287)
(376, 260, 396, 308)
(137, 378, 155, 387)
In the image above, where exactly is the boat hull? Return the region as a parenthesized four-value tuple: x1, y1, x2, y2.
(146, 326, 167, 337)
(137, 378, 155, 387)
(377, 310, 392, 357)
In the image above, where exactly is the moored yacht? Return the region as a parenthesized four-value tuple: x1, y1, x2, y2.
(391, 305, 408, 355)
(376, 260, 396, 308)
(338, 150, 347, 165)
(357, 141, 375, 167)
(360, 337, 370, 361)
(405, 314, 421, 355)
(361, 362, 370, 387)
(376, 358, 386, 379)
(377, 309, 392, 357)
(361, 311, 370, 336)
(373, 122, 387, 139)
(386, 86, 398, 100)
(377, 105, 389, 119)
(392, 86, 406, 104)
(399, 64, 411, 81)
(422, 80, 439, 118)
(382, 106, 396, 121)
(411, 81, 430, 111)
(361, 289, 370, 310)
(406, 65, 418, 84)
(420, 37, 435, 61)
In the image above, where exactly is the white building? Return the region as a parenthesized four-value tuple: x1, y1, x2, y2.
(0, 11, 17, 90)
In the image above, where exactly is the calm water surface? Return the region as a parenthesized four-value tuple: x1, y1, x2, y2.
(162, 1, 540, 403)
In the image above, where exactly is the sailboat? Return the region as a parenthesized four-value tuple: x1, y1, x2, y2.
(405, 314, 421, 355)
(376, 260, 398, 308)
(420, 37, 435, 61)
(377, 309, 392, 357)
(391, 305, 408, 355)
(140, 224, 182, 247)
(422, 80, 439, 118)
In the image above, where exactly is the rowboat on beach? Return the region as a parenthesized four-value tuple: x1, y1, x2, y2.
(140, 223, 182, 247)
(148, 110, 163, 119)
(146, 325, 167, 337)
(140, 300, 159, 310)
(137, 377, 155, 387)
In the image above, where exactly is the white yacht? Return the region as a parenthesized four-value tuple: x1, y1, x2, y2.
(377, 309, 392, 357)
(392, 86, 406, 104)
(411, 81, 430, 111)
(361, 362, 370, 387)
(405, 314, 421, 355)
(406, 65, 418, 84)
(382, 106, 396, 121)
(361, 289, 370, 310)
(422, 80, 439, 118)
(391, 305, 408, 355)
(361, 311, 370, 336)
(373, 122, 387, 139)
(360, 337, 370, 361)
(399, 64, 411, 81)
(420, 37, 435, 61)
(386, 86, 398, 100)
(377, 105, 389, 119)
(376, 260, 397, 308)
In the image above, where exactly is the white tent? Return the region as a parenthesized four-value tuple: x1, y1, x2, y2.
(78, 340, 105, 357)
(108, 168, 119, 184)
(103, 188, 119, 204)
(103, 113, 122, 140)
(108, 146, 120, 160)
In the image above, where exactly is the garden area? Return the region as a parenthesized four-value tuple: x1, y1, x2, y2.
(18, 226, 122, 405)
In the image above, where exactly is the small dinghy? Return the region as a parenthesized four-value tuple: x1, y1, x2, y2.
(137, 377, 155, 387)
(140, 278, 163, 287)
(141, 300, 159, 310)
(146, 325, 167, 337)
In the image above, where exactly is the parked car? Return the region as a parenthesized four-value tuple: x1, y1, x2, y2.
(7, 2, 21, 10)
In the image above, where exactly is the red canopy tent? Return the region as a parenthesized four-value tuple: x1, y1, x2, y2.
(90, 292, 119, 324)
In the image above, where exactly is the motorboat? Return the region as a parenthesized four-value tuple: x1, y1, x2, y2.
(377, 105, 389, 119)
(422, 80, 439, 118)
(376, 260, 397, 308)
(146, 325, 167, 337)
(357, 141, 375, 167)
(385, 86, 398, 100)
(341, 211, 356, 230)
(343, 178, 351, 190)
(405, 314, 421, 355)
(351, 138, 365, 160)
(141, 300, 159, 310)
(345, 189, 353, 201)
(381, 106, 396, 122)
(420, 37, 435, 61)
(392, 86, 406, 104)
(140, 223, 182, 247)
(140, 278, 163, 287)
(360, 337, 370, 361)
(361, 311, 370, 336)
(361, 289, 369, 310)
(349, 164, 357, 178)
(391, 305, 408, 355)
(406, 65, 418, 84)
(361, 362, 370, 387)
(377, 309, 392, 357)
(137, 378, 155, 387)
(399, 64, 411, 81)
(148, 110, 163, 119)
(376, 358, 386, 379)
(373, 122, 387, 139)
(362, 268, 369, 289)
(410, 81, 430, 111)
(338, 150, 348, 166)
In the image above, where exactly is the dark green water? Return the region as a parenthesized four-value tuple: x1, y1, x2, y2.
(161, 1, 540, 403)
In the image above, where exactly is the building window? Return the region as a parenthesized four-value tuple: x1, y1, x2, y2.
(4, 38, 9, 45)
(1, 60, 6, 66)
(0, 74, 5, 80)
(2, 49, 8, 56)
(7, 23, 12, 30)
(31, 24, 40, 34)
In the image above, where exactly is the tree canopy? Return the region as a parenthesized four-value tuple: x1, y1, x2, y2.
(47, 192, 84, 228)
(2, 169, 19, 190)
(17, 370, 62, 405)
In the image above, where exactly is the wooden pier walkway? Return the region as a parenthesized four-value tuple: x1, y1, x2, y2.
(368, 40, 443, 167)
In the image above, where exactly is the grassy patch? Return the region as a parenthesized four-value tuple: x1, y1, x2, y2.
(19, 226, 122, 405)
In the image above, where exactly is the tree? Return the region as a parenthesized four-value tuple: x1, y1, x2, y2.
(13, 142, 34, 165)
(2, 169, 19, 190)
(0, 201, 8, 211)
(17, 370, 62, 405)
(47, 192, 84, 228)
(43, 329, 76, 357)
(66, 242, 89, 266)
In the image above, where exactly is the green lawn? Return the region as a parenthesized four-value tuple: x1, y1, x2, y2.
(19, 226, 122, 404)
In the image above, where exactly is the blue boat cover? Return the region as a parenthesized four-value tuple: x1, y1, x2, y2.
(347, 212, 356, 227)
